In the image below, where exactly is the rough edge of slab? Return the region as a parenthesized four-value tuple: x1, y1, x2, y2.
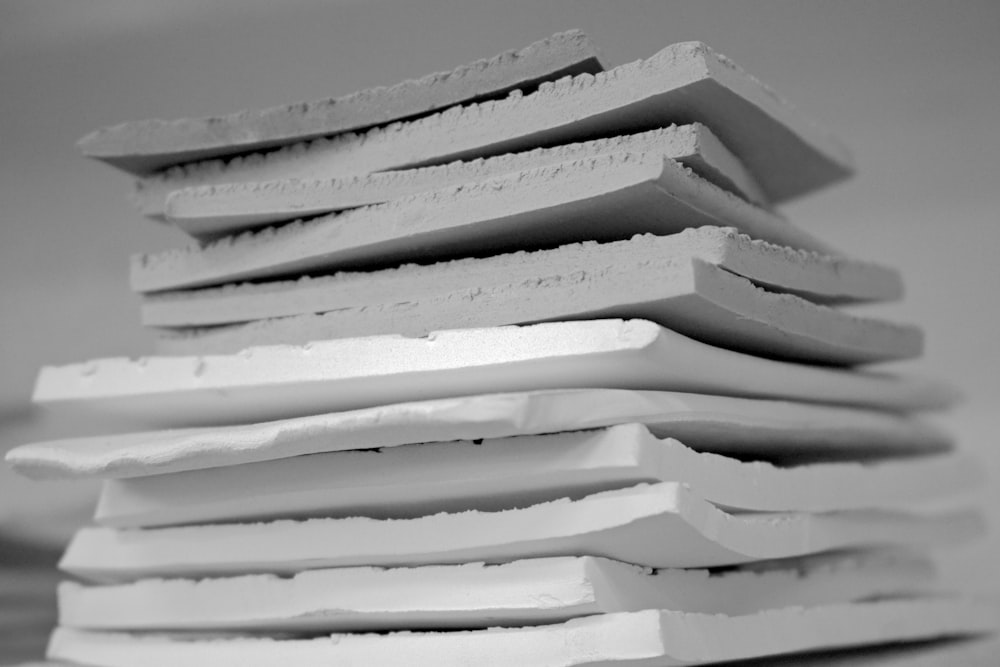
(91, 423, 979, 529)
(7, 388, 952, 482)
(56, 551, 937, 631)
(78, 30, 606, 174)
(46, 599, 999, 667)
(141, 227, 902, 329)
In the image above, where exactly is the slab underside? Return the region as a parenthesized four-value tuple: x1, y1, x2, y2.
(131, 153, 832, 295)
(47, 600, 997, 667)
(93, 423, 976, 529)
(155, 256, 920, 366)
(8, 389, 951, 481)
(135, 40, 852, 211)
(57, 552, 935, 632)
(59, 482, 981, 583)
(142, 227, 903, 329)
(160, 124, 769, 229)
(77, 30, 607, 174)
(31, 320, 955, 429)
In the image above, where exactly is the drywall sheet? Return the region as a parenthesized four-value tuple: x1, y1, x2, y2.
(9, 389, 950, 481)
(47, 600, 997, 667)
(59, 482, 981, 582)
(78, 30, 606, 174)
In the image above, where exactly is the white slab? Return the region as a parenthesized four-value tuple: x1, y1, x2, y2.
(132, 153, 831, 295)
(47, 600, 998, 667)
(93, 423, 977, 528)
(57, 551, 936, 632)
(154, 255, 920, 365)
(134, 40, 852, 214)
(161, 125, 768, 230)
(59, 482, 981, 582)
(143, 227, 903, 331)
(9, 389, 950, 481)
(31, 320, 954, 429)
(77, 30, 606, 174)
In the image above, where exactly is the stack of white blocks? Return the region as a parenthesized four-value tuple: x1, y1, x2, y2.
(8, 30, 998, 665)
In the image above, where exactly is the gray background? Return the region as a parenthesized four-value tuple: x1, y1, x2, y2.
(1, 0, 998, 636)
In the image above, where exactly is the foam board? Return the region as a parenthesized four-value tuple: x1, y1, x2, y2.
(101, 424, 976, 526)
(142, 228, 904, 330)
(134, 40, 852, 212)
(57, 552, 936, 632)
(30, 320, 955, 429)
(47, 600, 998, 667)
(9, 389, 951, 481)
(92, 424, 977, 528)
(161, 125, 768, 229)
(131, 153, 832, 294)
(77, 31, 606, 174)
(154, 256, 921, 365)
(59, 482, 981, 582)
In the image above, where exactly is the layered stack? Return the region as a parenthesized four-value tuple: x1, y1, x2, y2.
(8, 31, 998, 665)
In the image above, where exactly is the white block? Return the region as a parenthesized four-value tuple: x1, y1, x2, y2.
(153, 255, 921, 365)
(59, 482, 982, 582)
(31, 320, 954, 430)
(47, 600, 998, 667)
(131, 153, 831, 294)
(93, 423, 978, 528)
(9, 389, 950, 481)
(77, 30, 606, 174)
(161, 125, 768, 230)
(57, 551, 936, 632)
(134, 40, 852, 213)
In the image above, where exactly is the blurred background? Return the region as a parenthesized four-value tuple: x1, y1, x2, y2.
(1, 0, 998, 661)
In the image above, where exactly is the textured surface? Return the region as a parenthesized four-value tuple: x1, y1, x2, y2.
(56, 552, 935, 632)
(77, 30, 606, 174)
(58, 482, 981, 582)
(134, 40, 852, 211)
(92, 423, 977, 528)
(8, 389, 951, 481)
(160, 125, 769, 230)
(154, 255, 921, 365)
(46, 600, 998, 667)
(132, 154, 832, 294)
(30, 320, 955, 429)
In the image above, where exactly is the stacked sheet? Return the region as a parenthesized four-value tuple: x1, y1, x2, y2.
(8, 30, 998, 665)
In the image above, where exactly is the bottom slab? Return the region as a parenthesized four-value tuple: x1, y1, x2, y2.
(47, 598, 998, 667)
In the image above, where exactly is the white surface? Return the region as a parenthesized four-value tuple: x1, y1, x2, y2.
(132, 153, 830, 294)
(92, 423, 978, 528)
(56, 551, 936, 632)
(134, 40, 851, 214)
(58, 482, 983, 582)
(161, 124, 768, 230)
(9, 388, 951, 481)
(46, 600, 998, 667)
(78, 30, 606, 174)
(30, 319, 955, 429)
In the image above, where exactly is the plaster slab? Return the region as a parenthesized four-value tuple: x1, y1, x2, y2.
(134, 40, 852, 210)
(159, 125, 767, 228)
(92, 423, 978, 528)
(153, 257, 921, 365)
(130, 153, 832, 294)
(30, 320, 955, 429)
(57, 551, 935, 632)
(143, 227, 903, 330)
(58, 482, 982, 582)
(8, 389, 951, 482)
(46, 600, 998, 667)
(77, 31, 606, 174)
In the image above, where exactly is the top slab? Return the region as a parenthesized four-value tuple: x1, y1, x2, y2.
(76, 31, 606, 174)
